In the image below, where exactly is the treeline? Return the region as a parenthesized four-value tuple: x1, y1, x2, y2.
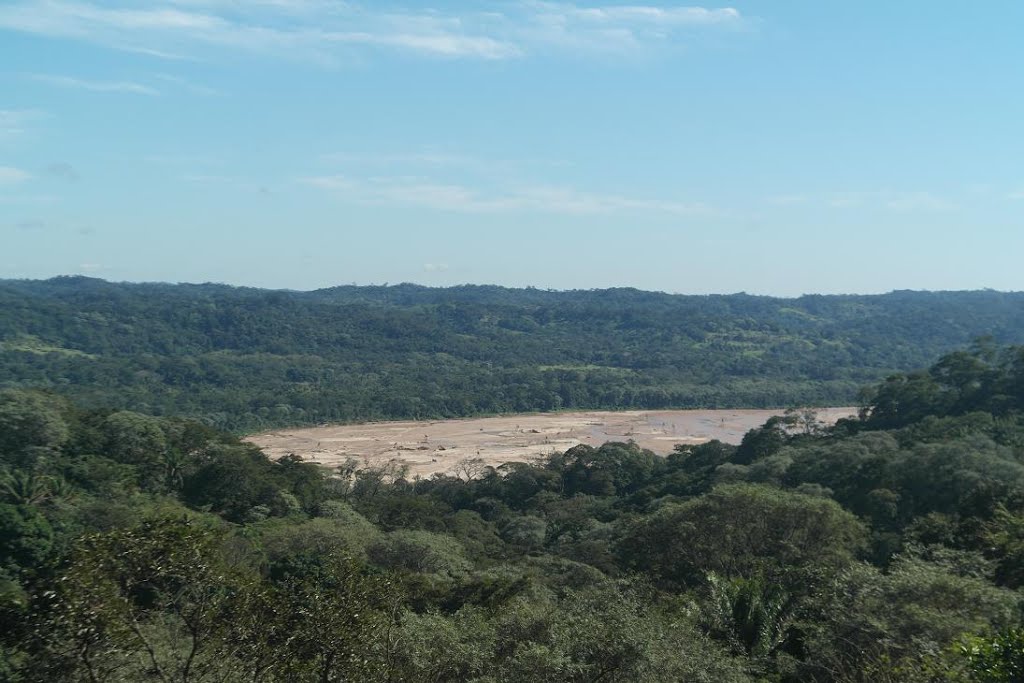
(2, 345, 1024, 680)
(3, 277, 1024, 431)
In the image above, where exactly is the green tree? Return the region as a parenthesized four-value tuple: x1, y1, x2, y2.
(705, 573, 793, 659)
(0, 390, 69, 466)
(102, 411, 169, 491)
(619, 484, 867, 589)
(0, 503, 53, 581)
(28, 517, 243, 681)
(265, 550, 395, 682)
(797, 553, 1021, 682)
(959, 628, 1024, 683)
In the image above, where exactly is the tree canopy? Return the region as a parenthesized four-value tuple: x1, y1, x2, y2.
(4, 278, 1024, 431)
(2, 339, 1024, 680)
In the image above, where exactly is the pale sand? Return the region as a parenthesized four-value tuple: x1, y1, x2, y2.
(246, 408, 857, 478)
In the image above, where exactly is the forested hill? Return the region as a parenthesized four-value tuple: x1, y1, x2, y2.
(2, 276, 1024, 431)
(4, 344, 1024, 680)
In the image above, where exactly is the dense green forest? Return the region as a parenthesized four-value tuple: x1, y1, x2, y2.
(3, 277, 1024, 431)
(3, 343, 1024, 681)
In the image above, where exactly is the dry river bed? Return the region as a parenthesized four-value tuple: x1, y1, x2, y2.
(246, 408, 857, 478)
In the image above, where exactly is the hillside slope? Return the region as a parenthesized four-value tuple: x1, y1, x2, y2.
(1, 277, 1022, 430)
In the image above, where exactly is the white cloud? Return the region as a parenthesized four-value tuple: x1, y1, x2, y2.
(0, 166, 32, 184)
(518, 2, 741, 53)
(29, 73, 160, 95)
(0, 1, 518, 61)
(529, 3, 740, 25)
(302, 174, 709, 215)
(0, 2, 222, 35)
(324, 30, 522, 59)
(0, 1, 742, 63)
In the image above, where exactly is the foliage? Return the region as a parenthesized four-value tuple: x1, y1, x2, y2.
(705, 573, 793, 658)
(6, 279, 1024, 431)
(618, 483, 867, 589)
(2, 342, 1024, 680)
(959, 628, 1024, 683)
(28, 517, 249, 681)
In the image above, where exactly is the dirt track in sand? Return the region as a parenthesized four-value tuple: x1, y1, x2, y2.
(246, 407, 857, 478)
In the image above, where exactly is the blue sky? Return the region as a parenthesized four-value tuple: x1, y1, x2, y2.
(1, 1, 1022, 295)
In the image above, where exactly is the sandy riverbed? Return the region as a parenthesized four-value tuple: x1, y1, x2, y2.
(246, 407, 857, 478)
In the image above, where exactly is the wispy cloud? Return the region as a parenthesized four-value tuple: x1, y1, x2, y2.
(0, 193, 59, 205)
(766, 194, 808, 206)
(182, 173, 236, 184)
(118, 44, 197, 61)
(327, 30, 521, 60)
(29, 73, 160, 95)
(0, 166, 32, 184)
(0, 111, 29, 138)
(145, 152, 222, 166)
(883, 192, 956, 212)
(324, 151, 479, 167)
(768, 190, 959, 212)
(0, 109, 45, 139)
(0, 1, 743, 63)
(514, 1, 742, 55)
(154, 73, 221, 96)
(322, 149, 569, 176)
(543, 4, 739, 24)
(183, 173, 273, 195)
(302, 174, 709, 215)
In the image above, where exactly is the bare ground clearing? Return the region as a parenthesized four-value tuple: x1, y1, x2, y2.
(246, 408, 857, 478)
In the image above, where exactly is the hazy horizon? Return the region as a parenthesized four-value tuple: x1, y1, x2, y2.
(5, 273, 1023, 299)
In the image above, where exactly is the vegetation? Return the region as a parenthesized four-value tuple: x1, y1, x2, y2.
(4, 278, 1024, 431)
(3, 343, 1024, 680)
